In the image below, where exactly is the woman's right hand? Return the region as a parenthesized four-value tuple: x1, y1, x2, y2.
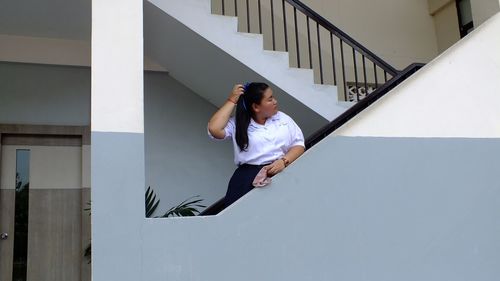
(208, 84, 244, 139)
(228, 84, 245, 103)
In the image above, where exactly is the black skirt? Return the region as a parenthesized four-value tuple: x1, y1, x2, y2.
(225, 164, 266, 208)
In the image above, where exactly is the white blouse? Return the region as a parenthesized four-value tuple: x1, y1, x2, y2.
(209, 111, 305, 165)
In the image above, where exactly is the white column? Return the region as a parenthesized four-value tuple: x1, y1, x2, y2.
(92, 0, 144, 133)
(91, 0, 144, 280)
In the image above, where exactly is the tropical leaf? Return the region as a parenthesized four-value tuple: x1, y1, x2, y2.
(162, 195, 206, 217)
(145, 186, 161, 218)
(84, 187, 205, 264)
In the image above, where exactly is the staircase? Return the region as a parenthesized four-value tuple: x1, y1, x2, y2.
(144, 0, 417, 214)
(144, 0, 399, 136)
(134, 3, 500, 280)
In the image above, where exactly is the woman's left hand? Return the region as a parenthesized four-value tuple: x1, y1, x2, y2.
(265, 159, 286, 177)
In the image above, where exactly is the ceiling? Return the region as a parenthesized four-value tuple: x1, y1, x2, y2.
(0, 0, 91, 40)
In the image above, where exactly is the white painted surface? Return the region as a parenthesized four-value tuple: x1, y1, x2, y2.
(335, 13, 500, 138)
(147, 0, 342, 121)
(91, 0, 144, 133)
(1, 145, 81, 190)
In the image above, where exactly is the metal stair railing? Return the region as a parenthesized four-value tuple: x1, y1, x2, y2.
(199, 63, 424, 216)
(213, 0, 399, 102)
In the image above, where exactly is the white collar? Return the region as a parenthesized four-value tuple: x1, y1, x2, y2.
(249, 112, 280, 128)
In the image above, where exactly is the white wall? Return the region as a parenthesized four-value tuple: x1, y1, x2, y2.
(335, 13, 500, 138)
(428, 0, 461, 53)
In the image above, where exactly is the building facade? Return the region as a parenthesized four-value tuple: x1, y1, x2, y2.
(1, 0, 499, 280)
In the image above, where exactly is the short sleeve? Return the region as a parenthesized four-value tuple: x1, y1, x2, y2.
(288, 117, 305, 148)
(207, 117, 235, 141)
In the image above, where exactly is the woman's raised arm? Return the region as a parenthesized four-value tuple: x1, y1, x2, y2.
(208, 84, 244, 139)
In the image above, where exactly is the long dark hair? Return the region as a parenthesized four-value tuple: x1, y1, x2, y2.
(235, 82, 269, 151)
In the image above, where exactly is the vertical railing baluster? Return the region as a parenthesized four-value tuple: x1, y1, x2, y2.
(316, 22, 323, 84)
(282, 0, 288, 52)
(307, 16, 312, 69)
(258, 0, 262, 34)
(353, 49, 359, 101)
(294, 7, 300, 68)
(340, 40, 347, 101)
(222, 0, 395, 103)
(362, 55, 367, 98)
(246, 0, 250, 32)
(330, 33, 337, 85)
(270, 0, 276, 50)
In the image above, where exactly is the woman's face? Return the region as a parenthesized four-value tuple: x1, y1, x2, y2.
(254, 88, 278, 118)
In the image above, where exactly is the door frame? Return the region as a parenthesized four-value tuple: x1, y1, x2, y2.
(0, 124, 90, 187)
(0, 124, 90, 281)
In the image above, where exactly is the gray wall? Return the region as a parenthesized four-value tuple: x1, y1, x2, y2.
(0, 62, 90, 126)
(140, 136, 500, 281)
(144, 72, 234, 212)
(0, 62, 236, 212)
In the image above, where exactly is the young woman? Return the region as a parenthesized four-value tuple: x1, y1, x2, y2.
(208, 82, 305, 207)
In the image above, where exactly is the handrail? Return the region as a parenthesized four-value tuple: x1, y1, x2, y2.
(200, 63, 424, 216)
(199, 197, 225, 216)
(284, 0, 398, 76)
(216, 0, 400, 102)
(305, 63, 424, 148)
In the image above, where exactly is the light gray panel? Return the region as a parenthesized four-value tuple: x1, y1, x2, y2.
(0, 62, 90, 126)
(27, 189, 82, 281)
(29, 145, 82, 189)
(0, 0, 90, 40)
(91, 132, 144, 281)
(139, 137, 500, 281)
(0, 189, 15, 281)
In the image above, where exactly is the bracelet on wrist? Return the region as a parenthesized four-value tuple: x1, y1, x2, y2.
(280, 157, 290, 167)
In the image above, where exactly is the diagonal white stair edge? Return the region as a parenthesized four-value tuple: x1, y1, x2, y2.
(148, 0, 344, 121)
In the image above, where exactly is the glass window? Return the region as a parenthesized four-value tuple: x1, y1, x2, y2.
(12, 149, 30, 281)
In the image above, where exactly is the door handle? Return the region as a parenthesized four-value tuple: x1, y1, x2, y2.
(0, 233, 8, 240)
